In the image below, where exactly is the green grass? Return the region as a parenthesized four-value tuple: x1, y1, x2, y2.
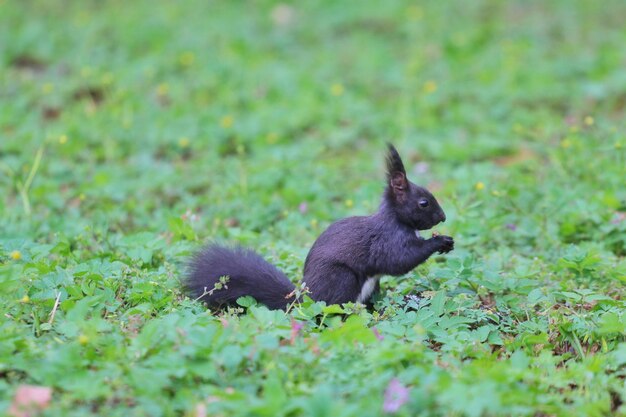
(1, 0, 626, 416)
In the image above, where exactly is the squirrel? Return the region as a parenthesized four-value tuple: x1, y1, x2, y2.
(185, 144, 454, 310)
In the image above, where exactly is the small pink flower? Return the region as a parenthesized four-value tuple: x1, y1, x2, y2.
(415, 162, 429, 175)
(9, 385, 52, 417)
(612, 212, 626, 225)
(565, 115, 577, 126)
(299, 202, 308, 214)
(383, 378, 410, 414)
(290, 319, 304, 345)
(372, 327, 384, 341)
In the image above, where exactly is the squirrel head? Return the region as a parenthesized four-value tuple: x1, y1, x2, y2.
(384, 144, 446, 230)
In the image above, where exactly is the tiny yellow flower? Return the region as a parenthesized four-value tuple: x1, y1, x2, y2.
(475, 182, 485, 191)
(20, 295, 30, 303)
(75, 11, 89, 25)
(584, 116, 594, 126)
(345, 199, 353, 208)
(157, 83, 169, 96)
(42, 83, 54, 94)
(179, 51, 195, 67)
(561, 138, 572, 149)
(220, 115, 234, 129)
(491, 190, 502, 197)
(423, 80, 438, 94)
(452, 32, 467, 47)
(10, 250, 22, 260)
(102, 72, 114, 85)
(79, 193, 86, 201)
(615, 142, 623, 149)
(59, 134, 68, 145)
(266, 132, 278, 144)
(407, 6, 424, 20)
(413, 324, 426, 335)
(330, 83, 344, 96)
(178, 137, 190, 148)
(78, 334, 89, 345)
(310, 219, 318, 228)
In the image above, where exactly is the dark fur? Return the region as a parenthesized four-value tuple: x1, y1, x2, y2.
(186, 245, 296, 310)
(185, 144, 454, 310)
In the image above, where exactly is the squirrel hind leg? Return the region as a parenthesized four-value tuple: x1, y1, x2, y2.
(306, 264, 362, 305)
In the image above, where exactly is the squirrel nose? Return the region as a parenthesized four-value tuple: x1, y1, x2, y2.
(440, 213, 446, 223)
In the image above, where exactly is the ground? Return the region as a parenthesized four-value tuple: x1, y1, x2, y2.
(1, 1, 625, 416)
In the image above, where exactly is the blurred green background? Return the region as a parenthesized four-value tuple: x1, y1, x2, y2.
(1, 1, 626, 416)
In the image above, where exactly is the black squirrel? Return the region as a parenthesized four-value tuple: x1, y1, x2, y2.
(185, 144, 454, 310)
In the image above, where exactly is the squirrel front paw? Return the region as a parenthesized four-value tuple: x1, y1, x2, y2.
(434, 235, 454, 254)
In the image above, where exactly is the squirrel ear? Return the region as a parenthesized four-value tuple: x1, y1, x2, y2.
(390, 171, 408, 192)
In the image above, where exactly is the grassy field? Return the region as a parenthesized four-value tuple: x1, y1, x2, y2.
(2, 0, 626, 416)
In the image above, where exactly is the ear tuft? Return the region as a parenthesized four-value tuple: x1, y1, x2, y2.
(386, 143, 406, 181)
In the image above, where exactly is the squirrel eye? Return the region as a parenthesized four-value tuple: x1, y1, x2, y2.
(418, 199, 429, 208)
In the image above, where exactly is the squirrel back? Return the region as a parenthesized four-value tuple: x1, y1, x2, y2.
(185, 144, 454, 310)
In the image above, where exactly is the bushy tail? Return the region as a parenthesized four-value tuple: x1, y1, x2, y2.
(184, 244, 296, 310)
